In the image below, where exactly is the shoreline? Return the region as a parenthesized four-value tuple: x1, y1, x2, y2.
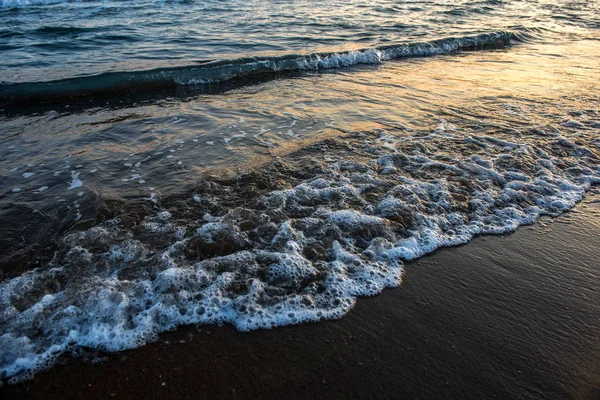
(3, 193, 599, 399)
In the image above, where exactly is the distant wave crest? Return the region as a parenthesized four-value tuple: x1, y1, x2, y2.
(0, 30, 532, 102)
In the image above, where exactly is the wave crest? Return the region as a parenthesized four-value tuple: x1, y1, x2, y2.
(0, 30, 531, 102)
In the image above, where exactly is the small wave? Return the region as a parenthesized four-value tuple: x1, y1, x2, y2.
(0, 30, 530, 102)
(1, 114, 598, 383)
(0, 0, 68, 7)
(33, 25, 97, 35)
(0, 0, 193, 7)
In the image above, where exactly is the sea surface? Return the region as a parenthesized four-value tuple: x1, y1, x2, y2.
(1, 0, 599, 384)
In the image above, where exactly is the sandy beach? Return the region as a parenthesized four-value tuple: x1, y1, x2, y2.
(3, 191, 598, 400)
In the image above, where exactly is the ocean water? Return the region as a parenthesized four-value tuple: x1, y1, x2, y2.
(1, 0, 600, 383)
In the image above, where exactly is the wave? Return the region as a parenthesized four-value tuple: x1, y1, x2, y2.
(0, 0, 196, 7)
(0, 30, 530, 103)
(0, 0, 69, 7)
(1, 112, 599, 383)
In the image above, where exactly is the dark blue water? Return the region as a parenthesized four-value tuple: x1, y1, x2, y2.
(1, 0, 599, 385)
(0, 0, 537, 82)
(1, 0, 597, 88)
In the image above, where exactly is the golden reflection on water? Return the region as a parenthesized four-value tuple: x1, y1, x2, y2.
(3, 37, 599, 196)
(204, 38, 599, 178)
(228, 38, 600, 168)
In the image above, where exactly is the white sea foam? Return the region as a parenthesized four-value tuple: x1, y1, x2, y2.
(67, 171, 83, 191)
(1, 120, 599, 384)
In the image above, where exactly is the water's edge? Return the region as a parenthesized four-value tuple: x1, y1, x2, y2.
(2, 121, 599, 384)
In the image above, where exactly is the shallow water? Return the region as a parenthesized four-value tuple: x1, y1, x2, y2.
(1, 0, 600, 384)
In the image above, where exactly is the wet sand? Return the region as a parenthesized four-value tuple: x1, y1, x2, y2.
(3, 193, 599, 400)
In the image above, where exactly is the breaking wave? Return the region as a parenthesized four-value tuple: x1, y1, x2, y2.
(0, 30, 529, 102)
